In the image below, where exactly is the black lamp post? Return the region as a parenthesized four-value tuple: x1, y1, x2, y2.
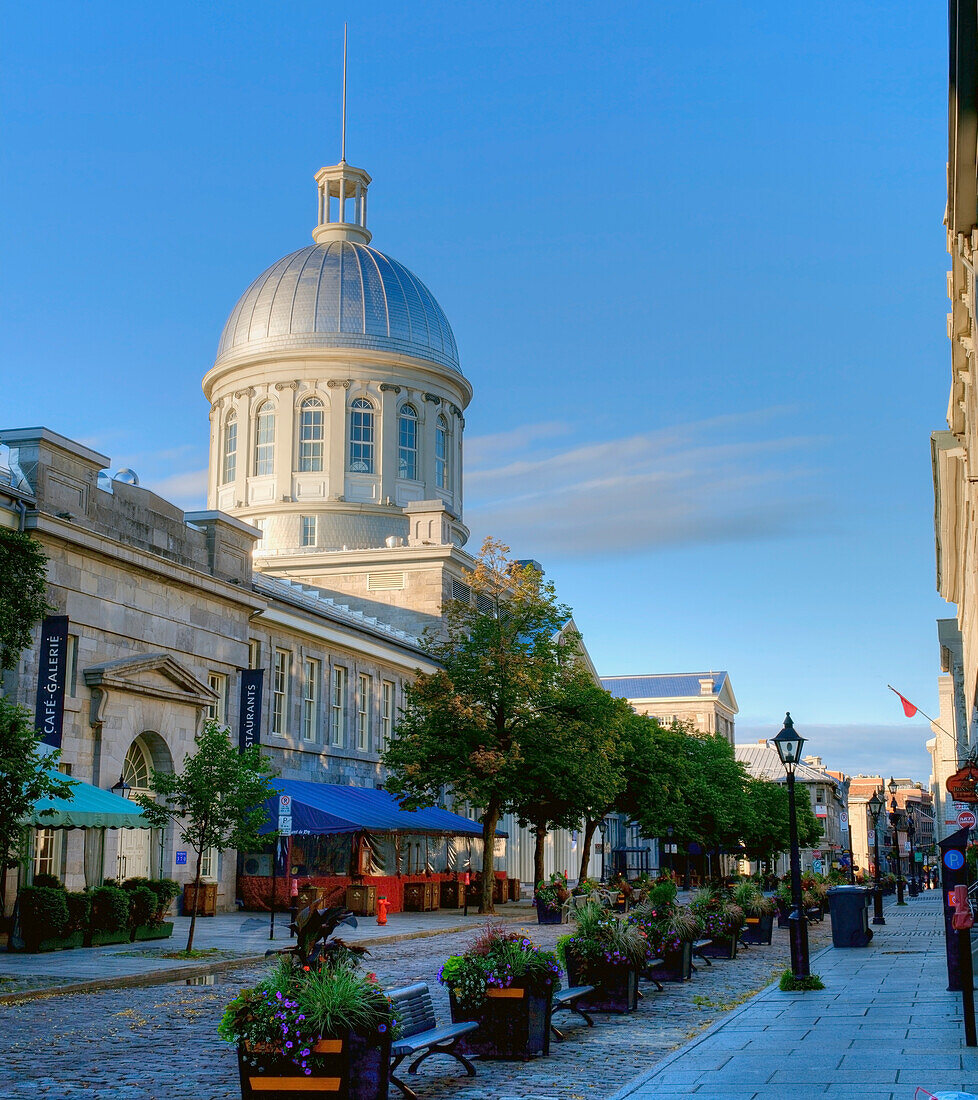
(906, 804, 918, 897)
(867, 790, 886, 925)
(888, 778, 906, 906)
(598, 818, 609, 883)
(111, 775, 132, 799)
(665, 825, 675, 878)
(770, 712, 810, 980)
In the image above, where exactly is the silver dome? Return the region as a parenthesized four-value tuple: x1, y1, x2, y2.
(216, 242, 459, 372)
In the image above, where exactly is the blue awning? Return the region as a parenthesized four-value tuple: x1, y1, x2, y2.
(29, 773, 153, 830)
(260, 781, 507, 838)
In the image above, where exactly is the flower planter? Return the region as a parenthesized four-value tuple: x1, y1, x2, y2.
(449, 982, 553, 1060)
(697, 934, 738, 960)
(439, 880, 466, 909)
(21, 930, 85, 953)
(739, 912, 774, 945)
(644, 940, 692, 983)
(566, 959, 638, 1013)
(508, 878, 521, 902)
(86, 929, 131, 947)
(238, 1031, 391, 1100)
(535, 900, 565, 925)
(132, 921, 174, 942)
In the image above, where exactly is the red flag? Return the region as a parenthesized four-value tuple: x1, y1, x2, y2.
(890, 687, 918, 718)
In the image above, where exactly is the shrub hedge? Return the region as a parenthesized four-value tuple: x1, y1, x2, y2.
(18, 886, 69, 943)
(90, 885, 131, 933)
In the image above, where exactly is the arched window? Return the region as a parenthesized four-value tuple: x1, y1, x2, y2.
(298, 397, 325, 472)
(122, 739, 152, 791)
(349, 398, 375, 473)
(221, 410, 237, 484)
(254, 401, 275, 476)
(398, 404, 418, 480)
(435, 414, 450, 490)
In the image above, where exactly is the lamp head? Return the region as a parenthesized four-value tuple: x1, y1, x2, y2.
(868, 790, 883, 818)
(770, 712, 806, 768)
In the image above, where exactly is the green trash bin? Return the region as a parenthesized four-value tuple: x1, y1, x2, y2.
(827, 886, 873, 948)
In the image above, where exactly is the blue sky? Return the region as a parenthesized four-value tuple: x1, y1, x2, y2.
(1, 2, 950, 779)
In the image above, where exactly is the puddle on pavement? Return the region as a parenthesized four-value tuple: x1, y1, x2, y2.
(185, 974, 216, 986)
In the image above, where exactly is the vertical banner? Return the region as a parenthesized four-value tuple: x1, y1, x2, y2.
(34, 615, 69, 747)
(238, 669, 264, 753)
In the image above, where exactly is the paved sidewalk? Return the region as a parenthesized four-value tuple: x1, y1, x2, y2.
(0, 905, 537, 1000)
(612, 891, 978, 1100)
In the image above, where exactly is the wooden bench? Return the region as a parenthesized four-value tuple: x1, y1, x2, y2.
(691, 938, 712, 969)
(550, 984, 595, 1040)
(387, 982, 479, 1100)
(641, 957, 665, 991)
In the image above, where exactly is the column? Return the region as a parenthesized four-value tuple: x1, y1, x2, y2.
(379, 386, 398, 504)
(327, 386, 347, 499)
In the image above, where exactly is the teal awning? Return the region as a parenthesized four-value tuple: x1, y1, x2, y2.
(29, 773, 153, 830)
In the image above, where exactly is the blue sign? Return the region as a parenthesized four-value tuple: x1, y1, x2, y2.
(34, 615, 69, 748)
(175, 851, 188, 866)
(944, 849, 965, 871)
(238, 669, 264, 753)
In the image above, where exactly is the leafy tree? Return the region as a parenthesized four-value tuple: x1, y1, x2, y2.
(741, 778, 822, 871)
(681, 733, 752, 881)
(512, 668, 628, 888)
(383, 538, 573, 914)
(0, 528, 49, 670)
(0, 697, 74, 910)
(135, 721, 278, 951)
(619, 715, 697, 842)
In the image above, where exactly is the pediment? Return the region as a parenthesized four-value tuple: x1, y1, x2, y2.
(83, 653, 217, 707)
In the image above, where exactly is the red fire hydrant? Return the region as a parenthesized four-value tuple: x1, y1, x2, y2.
(376, 895, 389, 926)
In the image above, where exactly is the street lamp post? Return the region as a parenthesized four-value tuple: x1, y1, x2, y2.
(868, 790, 886, 926)
(888, 778, 906, 906)
(906, 804, 918, 897)
(770, 712, 810, 980)
(665, 825, 674, 879)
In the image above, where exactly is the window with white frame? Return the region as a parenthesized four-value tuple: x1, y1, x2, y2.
(206, 672, 228, 724)
(33, 828, 62, 881)
(222, 410, 237, 483)
(254, 402, 275, 476)
(298, 398, 325, 471)
(302, 658, 320, 742)
(381, 680, 394, 748)
(301, 515, 317, 547)
(349, 398, 375, 473)
(200, 847, 219, 880)
(67, 634, 79, 698)
(398, 405, 418, 479)
(272, 648, 290, 735)
(253, 517, 266, 543)
(331, 666, 347, 746)
(248, 638, 260, 670)
(357, 674, 371, 751)
(435, 414, 450, 489)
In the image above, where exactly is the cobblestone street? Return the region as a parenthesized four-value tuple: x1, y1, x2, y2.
(0, 918, 832, 1100)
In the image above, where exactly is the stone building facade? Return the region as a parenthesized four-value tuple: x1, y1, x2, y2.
(600, 672, 738, 743)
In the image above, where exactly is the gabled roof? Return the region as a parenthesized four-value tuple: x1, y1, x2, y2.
(600, 672, 737, 713)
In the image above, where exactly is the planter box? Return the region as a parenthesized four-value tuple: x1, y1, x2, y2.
(740, 912, 774, 945)
(493, 877, 506, 904)
(440, 881, 466, 909)
(535, 900, 565, 925)
(21, 930, 85, 953)
(645, 940, 692, 983)
(345, 885, 377, 917)
(183, 882, 217, 917)
(403, 882, 439, 912)
(238, 1032, 390, 1100)
(87, 929, 131, 947)
(132, 921, 174, 942)
(698, 934, 738, 960)
(566, 959, 638, 1013)
(449, 982, 552, 1060)
(508, 878, 521, 902)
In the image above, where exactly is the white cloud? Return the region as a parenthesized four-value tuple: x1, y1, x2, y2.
(146, 468, 208, 509)
(465, 411, 824, 557)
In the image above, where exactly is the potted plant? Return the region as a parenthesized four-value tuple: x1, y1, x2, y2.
(631, 893, 699, 983)
(734, 882, 776, 945)
(439, 923, 560, 1059)
(87, 883, 132, 946)
(690, 888, 745, 959)
(220, 906, 395, 1100)
(534, 872, 569, 924)
(558, 899, 647, 1012)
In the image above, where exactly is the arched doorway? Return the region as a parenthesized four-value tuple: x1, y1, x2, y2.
(117, 738, 154, 881)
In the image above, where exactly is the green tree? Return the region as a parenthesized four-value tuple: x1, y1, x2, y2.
(0, 528, 49, 670)
(682, 733, 753, 882)
(512, 668, 628, 888)
(383, 537, 573, 914)
(740, 777, 822, 870)
(0, 697, 75, 910)
(135, 722, 278, 951)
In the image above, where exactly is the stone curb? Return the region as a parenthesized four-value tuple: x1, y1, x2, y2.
(608, 943, 835, 1100)
(0, 920, 489, 1005)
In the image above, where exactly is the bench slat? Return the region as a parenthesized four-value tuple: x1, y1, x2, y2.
(391, 1021, 478, 1057)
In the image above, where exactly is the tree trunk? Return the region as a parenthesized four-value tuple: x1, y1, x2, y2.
(479, 803, 499, 915)
(578, 818, 599, 883)
(533, 821, 547, 890)
(186, 845, 204, 953)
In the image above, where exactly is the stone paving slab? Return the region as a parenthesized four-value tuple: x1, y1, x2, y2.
(612, 891, 978, 1100)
